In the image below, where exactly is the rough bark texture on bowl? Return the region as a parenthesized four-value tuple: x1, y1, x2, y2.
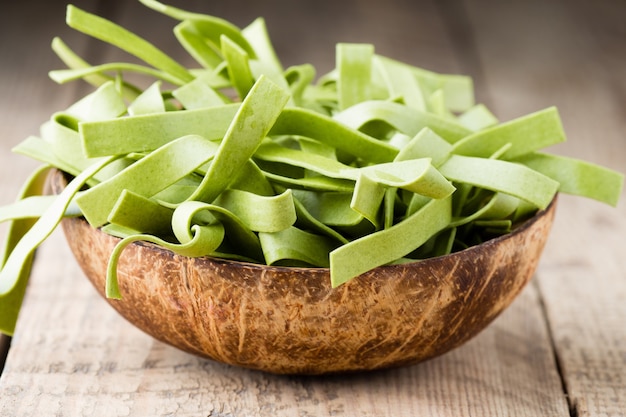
(52, 170, 556, 375)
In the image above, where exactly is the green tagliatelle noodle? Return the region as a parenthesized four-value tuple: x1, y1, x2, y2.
(0, 1, 623, 335)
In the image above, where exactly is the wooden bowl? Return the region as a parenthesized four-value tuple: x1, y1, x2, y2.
(52, 170, 556, 375)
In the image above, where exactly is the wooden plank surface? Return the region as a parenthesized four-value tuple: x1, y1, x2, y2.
(464, 0, 626, 415)
(0, 236, 570, 417)
(0, 0, 623, 416)
(0, 0, 81, 381)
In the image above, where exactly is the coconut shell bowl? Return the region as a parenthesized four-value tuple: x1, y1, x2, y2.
(51, 170, 556, 375)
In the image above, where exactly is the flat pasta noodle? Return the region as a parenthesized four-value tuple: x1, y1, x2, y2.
(374, 55, 475, 113)
(350, 173, 386, 227)
(337, 43, 374, 110)
(51, 37, 130, 94)
(221, 35, 255, 99)
(0, 195, 81, 222)
(127, 81, 165, 116)
(107, 190, 174, 236)
(66, 5, 194, 84)
(171, 201, 264, 261)
(0, 166, 52, 335)
(64, 81, 127, 121)
(439, 154, 560, 209)
(138, 0, 256, 58)
(259, 226, 338, 268)
(375, 55, 426, 111)
(513, 152, 624, 207)
(49, 63, 183, 86)
(172, 78, 226, 109)
(333, 100, 472, 143)
(80, 103, 240, 157)
(188, 75, 290, 203)
(330, 196, 452, 287)
(76, 134, 220, 227)
(173, 20, 224, 69)
(242, 18, 292, 98)
(213, 189, 297, 233)
(451, 107, 566, 159)
(105, 222, 226, 299)
(356, 159, 455, 198)
(270, 107, 399, 163)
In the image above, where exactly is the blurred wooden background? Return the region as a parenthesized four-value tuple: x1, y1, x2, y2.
(0, 0, 625, 415)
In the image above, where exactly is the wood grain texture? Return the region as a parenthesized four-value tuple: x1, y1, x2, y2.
(0, 231, 570, 416)
(464, 0, 626, 415)
(0, 0, 623, 415)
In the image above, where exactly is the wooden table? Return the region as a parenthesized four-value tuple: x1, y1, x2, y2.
(1, 0, 624, 415)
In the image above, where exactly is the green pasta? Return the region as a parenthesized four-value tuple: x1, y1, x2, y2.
(0, 0, 623, 336)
